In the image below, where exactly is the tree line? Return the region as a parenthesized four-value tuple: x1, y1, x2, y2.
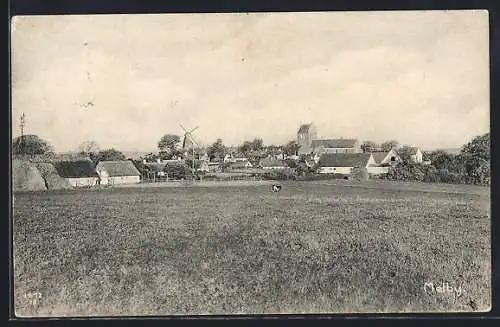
(12, 132, 490, 185)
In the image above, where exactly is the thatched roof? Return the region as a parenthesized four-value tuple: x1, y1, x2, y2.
(96, 160, 141, 177)
(311, 139, 358, 149)
(318, 153, 372, 167)
(53, 160, 99, 178)
(230, 161, 251, 169)
(371, 152, 390, 164)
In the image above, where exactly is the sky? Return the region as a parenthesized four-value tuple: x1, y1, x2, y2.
(10, 10, 489, 152)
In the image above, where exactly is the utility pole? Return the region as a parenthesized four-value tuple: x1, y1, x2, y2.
(19, 113, 26, 151)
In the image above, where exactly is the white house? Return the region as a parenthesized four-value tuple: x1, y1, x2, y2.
(317, 153, 376, 174)
(223, 153, 235, 163)
(408, 147, 424, 163)
(96, 160, 141, 185)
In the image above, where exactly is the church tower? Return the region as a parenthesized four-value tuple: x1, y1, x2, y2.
(297, 122, 317, 154)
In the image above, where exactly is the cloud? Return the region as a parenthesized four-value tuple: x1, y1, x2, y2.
(11, 11, 489, 151)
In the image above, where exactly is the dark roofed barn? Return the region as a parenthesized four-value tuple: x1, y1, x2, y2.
(53, 160, 99, 187)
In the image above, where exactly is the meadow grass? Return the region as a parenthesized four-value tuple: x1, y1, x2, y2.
(12, 180, 490, 316)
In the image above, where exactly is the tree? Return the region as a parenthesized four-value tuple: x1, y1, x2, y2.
(266, 145, 282, 156)
(158, 134, 181, 154)
(207, 138, 227, 160)
(77, 141, 100, 156)
(396, 145, 415, 165)
(360, 141, 379, 153)
(164, 163, 191, 180)
(12, 134, 53, 155)
(459, 133, 490, 184)
(239, 141, 253, 155)
(284, 158, 297, 168)
(283, 140, 301, 156)
(426, 150, 455, 171)
(352, 166, 369, 181)
(250, 138, 264, 152)
(92, 148, 126, 164)
(380, 140, 399, 152)
(461, 133, 489, 161)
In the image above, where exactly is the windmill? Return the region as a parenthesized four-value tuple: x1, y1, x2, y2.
(180, 124, 201, 175)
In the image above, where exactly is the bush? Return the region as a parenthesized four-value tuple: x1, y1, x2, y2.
(352, 167, 369, 181)
(262, 168, 297, 180)
(296, 173, 350, 181)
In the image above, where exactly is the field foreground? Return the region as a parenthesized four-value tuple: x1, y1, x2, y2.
(13, 180, 491, 316)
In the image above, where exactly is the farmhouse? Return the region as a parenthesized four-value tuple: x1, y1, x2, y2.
(317, 153, 376, 175)
(96, 160, 141, 185)
(53, 160, 100, 187)
(260, 159, 287, 170)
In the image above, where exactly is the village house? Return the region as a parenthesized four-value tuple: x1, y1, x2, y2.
(207, 161, 221, 172)
(408, 147, 424, 163)
(260, 159, 287, 170)
(233, 156, 249, 162)
(223, 153, 235, 163)
(317, 153, 376, 175)
(96, 160, 141, 185)
(53, 160, 100, 187)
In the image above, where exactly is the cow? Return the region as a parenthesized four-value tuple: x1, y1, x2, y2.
(271, 184, 282, 192)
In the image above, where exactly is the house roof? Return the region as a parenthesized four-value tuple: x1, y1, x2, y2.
(371, 152, 390, 164)
(407, 147, 421, 155)
(260, 159, 286, 167)
(298, 123, 314, 134)
(230, 161, 251, 169)
(311, 139, 358, 148)
(318, 153, 373, 167)
(96, 160, 141, 177)
(53, 160, 99, 178)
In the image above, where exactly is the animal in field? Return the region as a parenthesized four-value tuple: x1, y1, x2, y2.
(271, 184, 282, 192)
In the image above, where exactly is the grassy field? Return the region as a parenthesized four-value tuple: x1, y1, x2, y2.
(12, 180, 491, 316)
